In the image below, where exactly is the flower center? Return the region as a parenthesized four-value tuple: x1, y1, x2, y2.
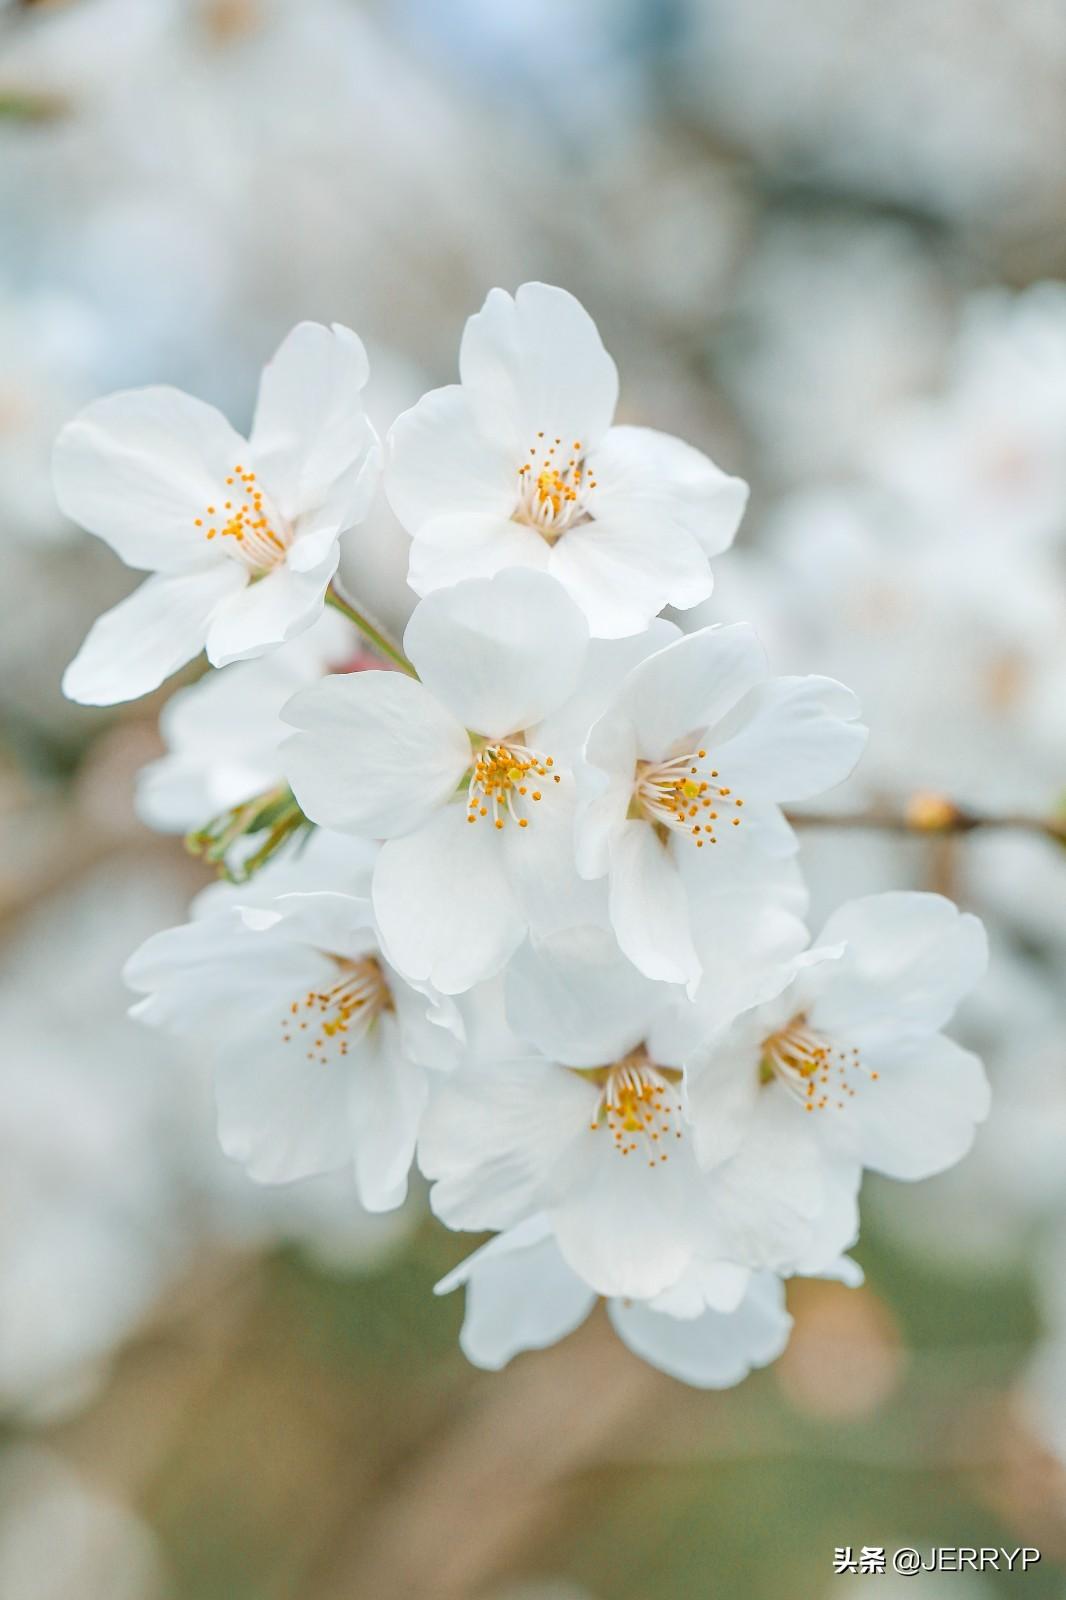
(633, 747, 744, 847)
(193, 463, 291, 574)
(465, 741, 561, 830)
(759, 1013, 878, 1112)
(514, 433, 597, 543)
(279, 954, 393, 1066)
(580, 1049, 685, 1167)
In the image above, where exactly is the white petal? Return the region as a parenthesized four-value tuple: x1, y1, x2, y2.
(702, 1088, 831, 1269)
(648, 1260, 753, 1318)
(404, 569, 587, 737)
(136, 646, 312, 831)
(249, 321, 380, 526)
(124, 909, 323, 1037)
(610, 624, 768, 763)
(608, 821, 701, 988)
(348, 1022, 428, 1212)
(694, 800, 799, 861)
(711, 675, 867, 802)
(436, 1223, 595, 1371)
(589, 424, 749, 556)
(823, 1032, 990, 1181)
(809, 892, 988, 1041)
(388, 960, 465, 1069)
(135, 616, 349, 831)
(505, 925, 668, 1066)
(192, 830, 378, 916)
(547, 510, 712, 638)
(215, 1013, 356, 1183)
(127, 905, 364, 1187)
(459, 282, 618, 455)
(261, 890, 379, 960)
(282, 671, 470, 839)
(549, 1129, 701, 1299)
(608, 1274, 791, 1388)
(502, 775, 604, 937)
(685, 1028, 763, 1170)
(62, 564, 245, 706)
(407, 511, 550, 596)
(419, 1061, 595, 1231)
(53, 386, 249, 572)
(436, 1215, 554, 1295)
(675, 827, 810, 915)
(448, 975, 525, 1063)
(138, 753, 238, 834)
(533, 620, 681, 761)
(665, 862, 813, 1048)
(285, 507, 347, 573)
(385, 383, 515, 533)
(205, 550, 339, 667)
(373, 805, 525, 993)
(787, 1158, 863, 1275)
(816, 1255, 865, 1289)
(575, 709, 639, 880)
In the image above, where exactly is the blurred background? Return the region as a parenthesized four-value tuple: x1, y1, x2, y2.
(3, 1, 1066, 1595)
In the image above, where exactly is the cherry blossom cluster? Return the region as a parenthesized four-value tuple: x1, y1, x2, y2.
(58, 284, 990, 1387)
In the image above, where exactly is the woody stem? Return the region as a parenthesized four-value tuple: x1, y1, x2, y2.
(786, 800, 1066, 845)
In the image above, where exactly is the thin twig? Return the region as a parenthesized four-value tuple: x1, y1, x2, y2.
(787, 799, 1066, 846)
(324, 583, 416, 676)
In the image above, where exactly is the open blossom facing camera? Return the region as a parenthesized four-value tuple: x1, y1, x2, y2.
(58, 322, 381, 705)
(56, 285, 993, 1392)
(387, 282, 749, 637)
(574, 621, 867, 989)
(125, 876, 459, 1209)
(282, 569, 600, 994)
(688, 891, 990, 1179)
(420, 918, 862, 1307)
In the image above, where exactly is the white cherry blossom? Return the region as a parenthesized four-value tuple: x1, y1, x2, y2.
(125, 883, 459, 1208)
(436, 1216, 794, 1389)
(38, 240, 1003, 1406)
(386, 282, 749, 638)
(574, 620, 867, 990)
(136, 611, 355, 834)
(57, 321, 381, 705)
(282, 570, 601, 994)
(486, 918, 862, 1287)
(418, 1003, 859, 1304)
(687, 892, 990, 1182)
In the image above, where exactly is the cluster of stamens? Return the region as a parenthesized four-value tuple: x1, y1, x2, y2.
(466, 742, 561, 829)
(759, 1014, 878, 1112)
(582, 1050, 685, 1167)
(634, 747, 744, 846)
(279, 955, 393, 1066)
(193, 463, 291, 572)
(514, 433, 597, 541)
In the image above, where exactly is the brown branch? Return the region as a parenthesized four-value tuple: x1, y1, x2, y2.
(787, 795, 1066, 846)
